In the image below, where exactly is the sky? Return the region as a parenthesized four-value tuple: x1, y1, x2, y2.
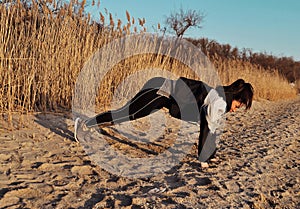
(86, 0, 300, 61)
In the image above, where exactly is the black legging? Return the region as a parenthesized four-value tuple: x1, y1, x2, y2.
(85, 77, 171, 128)
(85, 88, 171, 127)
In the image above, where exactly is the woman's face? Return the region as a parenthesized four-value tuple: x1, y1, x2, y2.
(230, 100, 243, 112)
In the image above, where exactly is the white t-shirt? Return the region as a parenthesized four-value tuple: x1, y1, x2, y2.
(203, 89, 227, 133)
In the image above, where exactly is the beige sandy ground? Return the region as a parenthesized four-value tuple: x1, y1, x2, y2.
(0, 97, 299, 209)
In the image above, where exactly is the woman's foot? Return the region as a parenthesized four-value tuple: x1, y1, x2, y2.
(74, 117, 81, 142)
(74, 118, 89, 142)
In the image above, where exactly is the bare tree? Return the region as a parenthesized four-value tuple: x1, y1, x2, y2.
(164, 7, 205, 38)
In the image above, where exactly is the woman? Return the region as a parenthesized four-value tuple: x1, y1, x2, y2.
(75, 77, 254, 162)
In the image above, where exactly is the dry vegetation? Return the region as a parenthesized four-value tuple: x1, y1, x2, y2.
(0, 1, 297, 117)
(213, 56, 297, 101)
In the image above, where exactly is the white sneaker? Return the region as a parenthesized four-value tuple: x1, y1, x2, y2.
(74, 117, 81, 143)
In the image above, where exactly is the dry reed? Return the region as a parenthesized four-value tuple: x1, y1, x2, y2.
(213, 55, 297, 100)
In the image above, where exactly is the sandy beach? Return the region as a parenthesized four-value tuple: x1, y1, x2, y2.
(0, 97, 299, 208)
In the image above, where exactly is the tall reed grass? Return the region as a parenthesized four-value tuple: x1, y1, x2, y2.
(0, 1, 297, 118)
(213, 55, 297, 101)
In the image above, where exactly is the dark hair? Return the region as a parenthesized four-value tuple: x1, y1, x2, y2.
(223, 79, 254, 112)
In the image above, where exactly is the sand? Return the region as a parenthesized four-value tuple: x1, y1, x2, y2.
(0, 97, 299, 208)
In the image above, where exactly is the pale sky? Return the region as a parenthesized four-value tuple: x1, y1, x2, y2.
(86, 0, 300, 61)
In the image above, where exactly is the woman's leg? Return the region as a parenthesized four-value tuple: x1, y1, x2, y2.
(85, 88, 170, 128)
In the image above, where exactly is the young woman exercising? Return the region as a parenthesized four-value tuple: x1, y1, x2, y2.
(75, 77, 254, 162)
